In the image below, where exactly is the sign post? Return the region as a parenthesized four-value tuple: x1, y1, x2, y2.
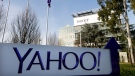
(0, 37, 120, 76)
(104, 37, 120, 76)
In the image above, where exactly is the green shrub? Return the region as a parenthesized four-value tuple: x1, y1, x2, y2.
(120, 67, 135, 76)
(120, 64, 135, 76)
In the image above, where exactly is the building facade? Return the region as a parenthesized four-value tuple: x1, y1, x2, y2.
(119, 52, 128, 63)
(58, 25, 75, 46)
(58, 9, 122, 47)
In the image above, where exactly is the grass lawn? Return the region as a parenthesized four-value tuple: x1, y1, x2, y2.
(120, 63, 135, 76)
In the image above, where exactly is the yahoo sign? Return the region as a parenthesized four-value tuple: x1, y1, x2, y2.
(0, 37, 120, 76)
(13, 48, 100, 73)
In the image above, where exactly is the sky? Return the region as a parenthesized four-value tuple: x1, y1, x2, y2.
(0, 0, 135, 44)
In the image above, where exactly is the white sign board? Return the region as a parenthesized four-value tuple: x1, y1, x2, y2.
(73, 14, 101, 26)
(0, 43, 112, 76)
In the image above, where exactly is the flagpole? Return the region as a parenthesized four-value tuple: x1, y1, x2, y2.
(46, 5, 49, 45)
(2, 0, 10, 42)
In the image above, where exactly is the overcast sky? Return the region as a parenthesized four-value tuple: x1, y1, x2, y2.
(1, 0, 135, 44)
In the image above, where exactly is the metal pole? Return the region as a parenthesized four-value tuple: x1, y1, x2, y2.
(2, 0, 10, 42)
(80, 26, 82, 47)
(46, 6, 49, 45)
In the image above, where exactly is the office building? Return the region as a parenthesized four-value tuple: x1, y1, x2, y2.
(58, 25, 75, 46)
(58, 8, 121, 47)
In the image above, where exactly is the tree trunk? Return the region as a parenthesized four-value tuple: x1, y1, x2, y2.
(133, 47, 135, 63)
(123, 0, 134, 65)
(128, 48, 134, 66)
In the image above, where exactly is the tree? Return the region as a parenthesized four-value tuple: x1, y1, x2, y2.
(47, 33, 65, 46)
(0, 5, 5, 36)
(47, 33, 58, 45)
(10, 7, 41, 44)
(74, 23, 106, 48)
(131, 25, 135, 46)
(97, 0, 135, 65)
(130, 0, 135, 14)
(58, 38, 65, 46)
(130, 24, 135, 61)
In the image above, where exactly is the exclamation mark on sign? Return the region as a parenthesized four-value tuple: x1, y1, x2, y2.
(97, 51, 101, 71)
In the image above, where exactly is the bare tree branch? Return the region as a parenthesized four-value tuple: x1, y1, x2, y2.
(0, 5, 5, 36)
(47, 33, 59, 45)
(10, 7, 41, 44)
